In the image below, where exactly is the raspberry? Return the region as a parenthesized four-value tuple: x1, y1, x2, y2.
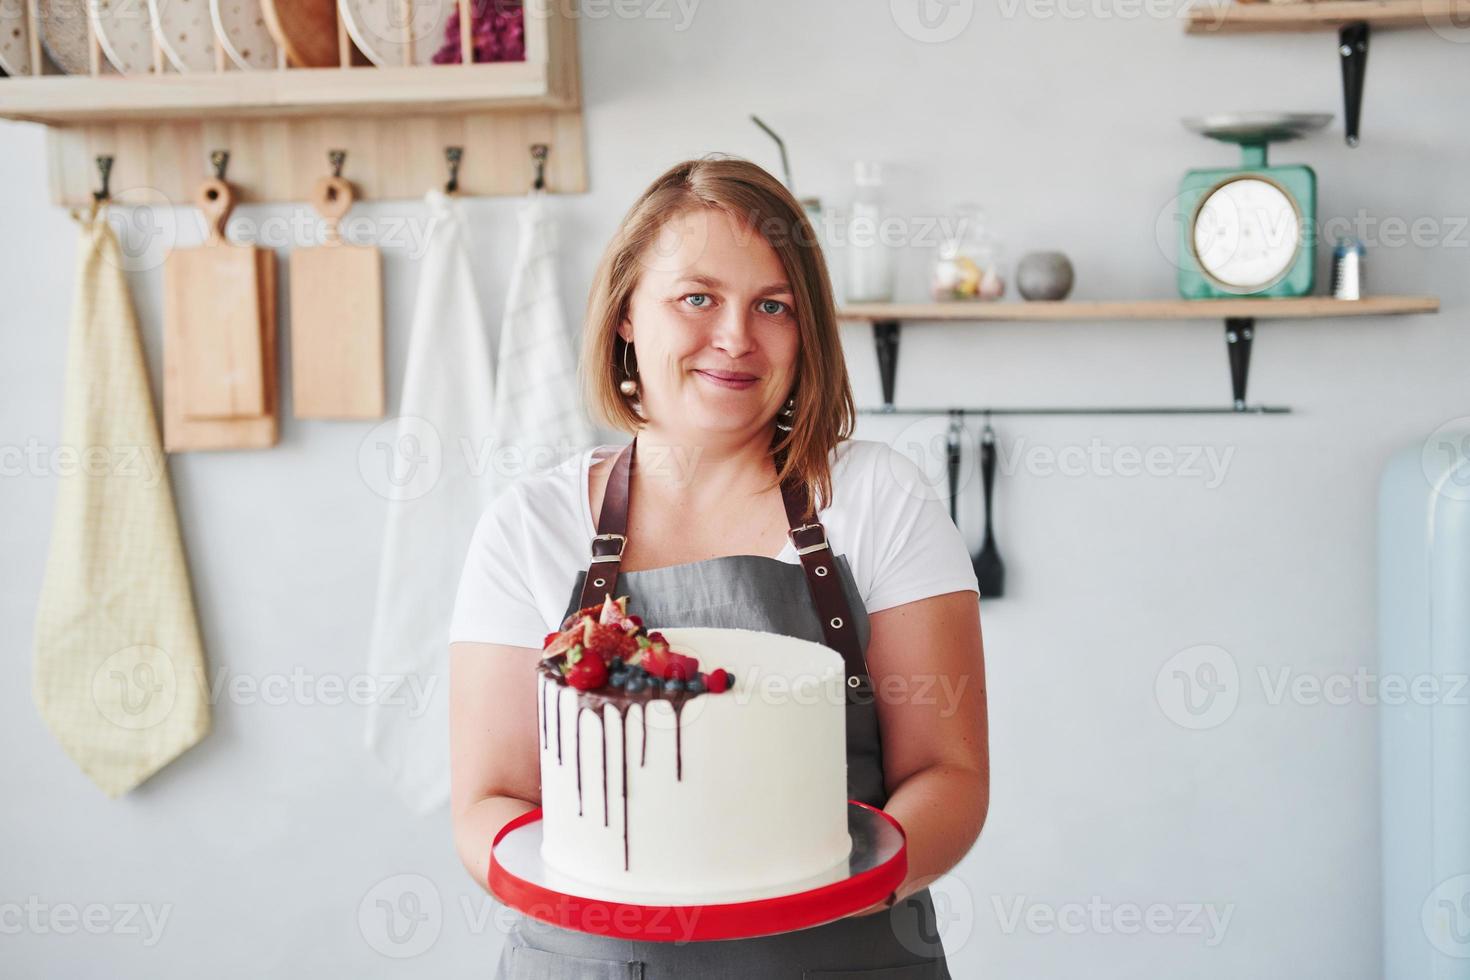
(706, 669, 729, 694)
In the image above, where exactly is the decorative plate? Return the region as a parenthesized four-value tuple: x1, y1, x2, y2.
(337, 0, 447, 67)
(39, 0, 91, 74)
(210, 0, 274, 69)
(0, 0, 36, 75)
(148, 0, 214, 71)
(91, 0, 156, 74)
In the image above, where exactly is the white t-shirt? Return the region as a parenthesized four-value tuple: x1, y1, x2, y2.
(448, 438, 979, 648)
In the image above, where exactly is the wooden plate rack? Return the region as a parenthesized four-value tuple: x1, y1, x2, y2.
(0, 0, 587, 205)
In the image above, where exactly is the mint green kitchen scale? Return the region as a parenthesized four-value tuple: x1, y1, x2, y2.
(1177, 112, 1332, 299)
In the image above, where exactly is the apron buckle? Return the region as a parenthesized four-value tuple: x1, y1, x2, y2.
(589, 532, 626, 562)
(788, 522, 828, 555)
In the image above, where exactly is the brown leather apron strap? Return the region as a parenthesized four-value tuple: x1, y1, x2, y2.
(574, 438, 635, 613)
(576, 436, 870, 703)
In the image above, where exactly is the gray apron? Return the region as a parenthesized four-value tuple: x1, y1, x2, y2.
(495, 439, 952, 979)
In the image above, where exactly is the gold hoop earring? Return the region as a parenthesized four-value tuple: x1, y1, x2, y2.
(775, 394, 796, 432)
(618, 341, 639, 397)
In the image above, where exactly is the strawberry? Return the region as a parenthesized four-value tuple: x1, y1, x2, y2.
(563, 648, 608, 691)
(638, 642, 675, 680)
(543, 631, 560, 650)
(667, 652, 700, 681)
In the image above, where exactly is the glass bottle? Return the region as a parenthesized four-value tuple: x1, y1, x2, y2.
(844, 161, 895, 303)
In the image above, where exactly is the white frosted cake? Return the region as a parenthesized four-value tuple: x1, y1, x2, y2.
(535, 597, 852, 903)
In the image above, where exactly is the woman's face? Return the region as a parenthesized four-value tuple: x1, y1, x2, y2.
(620, 207, 800, 441)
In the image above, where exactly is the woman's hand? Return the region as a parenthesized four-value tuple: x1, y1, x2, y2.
(845, 890, 897, 918)
(863, 590, 989, 906)
(449, 640, 545, 888)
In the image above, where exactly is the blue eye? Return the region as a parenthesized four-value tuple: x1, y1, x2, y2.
(759, 299, 790, 316)
(683, 293, 712, 309)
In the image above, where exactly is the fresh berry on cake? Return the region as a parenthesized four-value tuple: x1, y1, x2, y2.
(538, 594, 736, 696)
(535, 596, 852, 904)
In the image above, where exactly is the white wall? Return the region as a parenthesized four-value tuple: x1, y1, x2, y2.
(3, 2, 1467, 976)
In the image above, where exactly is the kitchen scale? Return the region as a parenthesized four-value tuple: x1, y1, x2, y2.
(1177, 112, 1332, 300)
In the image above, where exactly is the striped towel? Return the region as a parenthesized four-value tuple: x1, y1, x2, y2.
(490, 190, 594, 484)
(33, 203, 211, 797)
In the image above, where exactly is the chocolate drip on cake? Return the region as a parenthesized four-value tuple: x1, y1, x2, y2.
(541, 681, 550, 750)
(538, 664, 704, 873)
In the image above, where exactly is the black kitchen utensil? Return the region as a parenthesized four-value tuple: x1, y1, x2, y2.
(974, 419, 1005, 598)
(946, 412, 963, 528)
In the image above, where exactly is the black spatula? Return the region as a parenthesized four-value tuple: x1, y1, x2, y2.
(946, 413, 963, 529)
(974, 421, 1005, 598)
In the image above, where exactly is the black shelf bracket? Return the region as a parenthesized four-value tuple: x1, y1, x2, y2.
(863, 315, 1276, 414)
(1224, 317, 1255, 412)
(873, 320, 901, 410)
(1339, 21, 1370, 147)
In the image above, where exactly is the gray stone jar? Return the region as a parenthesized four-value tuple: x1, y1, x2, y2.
(1017, 251, 1075, 301)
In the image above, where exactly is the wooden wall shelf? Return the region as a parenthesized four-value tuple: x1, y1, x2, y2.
(1185, 0, 1467, 34)
(0, 63, 577, 125)
(838, 296, 1441, 413)
(1185, 0, 1468, 145)
(0, 0, 587, 205)
(838, 296, 1440, 324)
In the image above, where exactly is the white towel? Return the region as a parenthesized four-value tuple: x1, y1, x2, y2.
(364, 190, 496, 813)
(490, 190, 594, 482)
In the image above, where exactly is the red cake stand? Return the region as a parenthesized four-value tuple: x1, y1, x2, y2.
(488, 801, 906, 943)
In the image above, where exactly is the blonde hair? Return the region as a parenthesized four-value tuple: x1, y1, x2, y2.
(580, 155, 855, 518)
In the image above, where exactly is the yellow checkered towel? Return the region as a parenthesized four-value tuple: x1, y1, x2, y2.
(33, 203, 211, 797)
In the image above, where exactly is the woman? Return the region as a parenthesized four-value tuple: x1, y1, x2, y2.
(449, 156, 989, 978)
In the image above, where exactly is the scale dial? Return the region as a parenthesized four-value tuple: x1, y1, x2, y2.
(1190, 176, 1302, 292)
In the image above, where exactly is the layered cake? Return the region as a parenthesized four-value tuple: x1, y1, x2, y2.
(536, 595, 852, 903)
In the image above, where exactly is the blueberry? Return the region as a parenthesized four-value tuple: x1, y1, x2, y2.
(648, 676, 664, 690)
(611, 657, 625, 671)
(685, 677, 705, 694)
(664, 678, 684, 693)
(609, 671, 628, 688)
(725, 671, 736, 686)
(625, 675, 645, 693)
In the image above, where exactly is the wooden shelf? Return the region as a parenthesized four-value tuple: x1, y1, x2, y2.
(838, 295, 1441, 412)
(0, 0, 586, 203)
(1185, 0, 1468, 34)
(838, 296, 1440, 324)
(0, 63, 577, 125)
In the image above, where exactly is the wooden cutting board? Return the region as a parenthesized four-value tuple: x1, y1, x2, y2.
(289, 171, 384, 419)
(261, 0, 340, 67)
(163, 177, 279, 452)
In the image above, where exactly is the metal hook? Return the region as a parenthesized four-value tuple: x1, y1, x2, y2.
(445, 146, 463, 194)
(210, 149, 229, 181)
(328, 149, 346, 178)
(93, 154, 113, 203)
(530, 143, 548, 191)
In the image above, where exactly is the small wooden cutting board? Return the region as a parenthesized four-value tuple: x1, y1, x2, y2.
(289, 172, 384, 419)
(163, 177, 279, 452)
